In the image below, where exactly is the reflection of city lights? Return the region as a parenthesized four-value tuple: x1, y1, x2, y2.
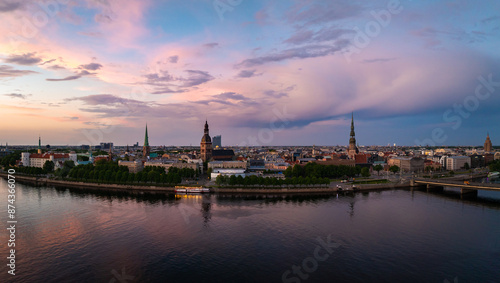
(175, 194, 202, 199)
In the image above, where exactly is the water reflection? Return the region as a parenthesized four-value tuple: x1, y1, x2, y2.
(2, 178, 500, 282)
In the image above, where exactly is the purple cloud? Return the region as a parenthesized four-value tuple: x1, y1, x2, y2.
(203, 43, 219, 49)
(181, 70, 214, 87)
(79, 63, 103, 71)
(46, 70, 94, 81)
(4, 53, 42, 65)
(235, 42, 349, 68)
(284, 30, 314, 45)
(235, 69, 261, 78)
(4, 93, 31, 99)
(168, 55, 179, 63)
(0, 1, 22, 12)
(0, 65, 38, 77)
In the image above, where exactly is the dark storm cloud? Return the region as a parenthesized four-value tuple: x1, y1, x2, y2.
(4, 53, 42, 65)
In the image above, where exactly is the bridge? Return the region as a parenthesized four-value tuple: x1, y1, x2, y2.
(412, 177, 500, 196)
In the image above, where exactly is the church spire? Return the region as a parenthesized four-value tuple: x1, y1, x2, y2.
(144, 124, 149, 147)
(38, 135, 42, 154)
(350, 112, 355, 138)
(348, 112, 358, 158)
(143, 124, 151, 158)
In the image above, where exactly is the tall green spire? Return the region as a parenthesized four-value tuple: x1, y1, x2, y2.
(38, 136, 41, 149)
(144, 124, 149, 146)
(350, 112, 355, 138)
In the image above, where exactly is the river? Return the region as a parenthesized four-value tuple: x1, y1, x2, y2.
(1, 177, 500, 282)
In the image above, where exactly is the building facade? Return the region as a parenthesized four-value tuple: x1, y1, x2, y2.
(118, 160, 144, 173)
(446, 156, 471, 171)
(208, 161, 247, 170)
(388, 157, 424, 172)
(212, 135, 222, 148)
(21, 152, 75, 168)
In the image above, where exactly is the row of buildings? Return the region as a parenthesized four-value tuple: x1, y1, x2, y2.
(8, 115, 498, 177)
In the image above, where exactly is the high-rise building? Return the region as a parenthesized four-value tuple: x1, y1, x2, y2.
(213, 135, 222, 148)
(100, 142, 114, 151)
(348, 113, 359, 159)
(200, 120, 212, 162)
(143, 124, 150, 158)
(484, 133, 493, 153)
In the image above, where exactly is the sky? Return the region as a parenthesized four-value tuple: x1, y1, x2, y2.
(0, 0, 499, 147)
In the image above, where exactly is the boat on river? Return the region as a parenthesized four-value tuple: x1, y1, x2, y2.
(488, 172, 499, 178)
(174, 186, 210, 193)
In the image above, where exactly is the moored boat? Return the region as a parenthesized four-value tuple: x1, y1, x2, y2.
(174, 186, 210, 193)
(488, 171, 499, 178)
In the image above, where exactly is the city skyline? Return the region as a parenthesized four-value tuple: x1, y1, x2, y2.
(1, 0, 500, 146)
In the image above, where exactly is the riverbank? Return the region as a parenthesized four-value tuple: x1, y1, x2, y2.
(0, 172, 415, 194)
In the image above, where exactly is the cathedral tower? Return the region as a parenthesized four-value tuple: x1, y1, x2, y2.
(200, 120, 212, 162)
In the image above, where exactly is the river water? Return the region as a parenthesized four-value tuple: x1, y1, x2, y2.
(1, 177, 500, 283)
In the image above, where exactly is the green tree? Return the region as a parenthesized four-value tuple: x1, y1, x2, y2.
(464, 162, 470, 170)
(389, 165, 400, 174)
(489, 160, 500, 172)
(361, 167, 370, 177)
(43, 161, 55, 173)
(373, 164, 383, 176)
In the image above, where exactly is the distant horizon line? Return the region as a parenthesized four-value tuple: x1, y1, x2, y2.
(2, 144, 498, 148)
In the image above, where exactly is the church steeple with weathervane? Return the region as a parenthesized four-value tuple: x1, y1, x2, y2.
(348, 112, 359, 159)
(143, 124, 150, 158)
(38, 135, 42, 154)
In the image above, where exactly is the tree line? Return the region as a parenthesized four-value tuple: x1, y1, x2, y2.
(64, 160, 197, 184)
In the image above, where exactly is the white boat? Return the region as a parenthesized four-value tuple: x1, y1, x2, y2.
(488, 172, 499, 178)
(174, 186, 210, 193)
